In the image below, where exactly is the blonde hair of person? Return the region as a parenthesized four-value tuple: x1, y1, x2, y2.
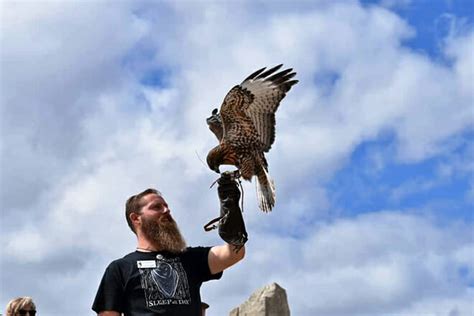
(5, 296, 36, 316)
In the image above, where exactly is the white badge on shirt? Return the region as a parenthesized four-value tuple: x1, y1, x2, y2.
(137, 260, 157, 269)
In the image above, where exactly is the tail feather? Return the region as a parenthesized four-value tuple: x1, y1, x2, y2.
(255, 168, 276, 212)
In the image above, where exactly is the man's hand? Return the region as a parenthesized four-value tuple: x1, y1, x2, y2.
(204, 172, 248, 249)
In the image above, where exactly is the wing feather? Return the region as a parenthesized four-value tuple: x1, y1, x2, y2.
(255, 64, 283, 79)
(240, 65, 298, 151)
(242, 66, 266, 82)
(249, 112, 275, 152)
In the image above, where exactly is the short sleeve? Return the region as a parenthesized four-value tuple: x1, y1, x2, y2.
(92, 261, 125, 313)
(187, 247, 223, 282)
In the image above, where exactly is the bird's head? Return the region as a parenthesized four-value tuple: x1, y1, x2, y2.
(206, 146, 222, 174)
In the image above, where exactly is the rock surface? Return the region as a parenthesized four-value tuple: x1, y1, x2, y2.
(229, 282, 290, 316)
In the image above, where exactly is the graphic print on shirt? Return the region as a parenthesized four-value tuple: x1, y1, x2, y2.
(138, 256, 191, 308)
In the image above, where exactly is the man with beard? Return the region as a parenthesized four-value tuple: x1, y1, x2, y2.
(92, 176, 246, 316)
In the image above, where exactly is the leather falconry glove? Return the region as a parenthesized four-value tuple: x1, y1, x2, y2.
(204, 171, 248, 252)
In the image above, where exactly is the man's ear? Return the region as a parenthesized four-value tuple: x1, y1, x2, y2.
(130, 212, 141, 228)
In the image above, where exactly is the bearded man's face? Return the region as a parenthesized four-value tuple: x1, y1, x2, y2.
(139, 194, 187, 253)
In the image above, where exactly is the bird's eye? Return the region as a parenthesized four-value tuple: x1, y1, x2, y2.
(212, 108, 218, 115)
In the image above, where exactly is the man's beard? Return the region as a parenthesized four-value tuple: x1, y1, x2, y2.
(141, 214, 187, 253)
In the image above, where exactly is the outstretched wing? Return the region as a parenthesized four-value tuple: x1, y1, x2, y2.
(218, 65, 298, 152)
(241, 65, 298, 151)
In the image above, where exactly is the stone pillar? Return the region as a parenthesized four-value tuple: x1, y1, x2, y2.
(229, 282, 290, 316)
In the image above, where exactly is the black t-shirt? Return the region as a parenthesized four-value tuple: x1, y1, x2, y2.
(92, 247, 222, 316)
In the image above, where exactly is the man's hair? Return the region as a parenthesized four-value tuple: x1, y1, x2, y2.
(6, 296, 36, 316)
(125, 188, 161, 234)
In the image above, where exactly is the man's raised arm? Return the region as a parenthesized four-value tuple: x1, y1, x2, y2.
(209, 244, 245, 274)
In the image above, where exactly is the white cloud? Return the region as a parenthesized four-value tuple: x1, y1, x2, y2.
(445, 31, 474, 99)
(0, 0, 148, 213)
(204, 211, 473, 316)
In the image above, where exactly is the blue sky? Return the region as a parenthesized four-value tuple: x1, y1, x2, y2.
(1, 0, 473, 315)
(329, 130, 473, 219)
(374, 0, 473, 57)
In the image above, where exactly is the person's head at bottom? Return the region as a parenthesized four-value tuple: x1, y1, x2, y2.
(5, 297, 37, 316)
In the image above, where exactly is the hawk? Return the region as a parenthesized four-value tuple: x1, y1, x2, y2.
(206, 64, 298, 212)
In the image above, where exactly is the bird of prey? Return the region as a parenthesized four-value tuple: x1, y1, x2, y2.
(206, 64, 298, 212)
